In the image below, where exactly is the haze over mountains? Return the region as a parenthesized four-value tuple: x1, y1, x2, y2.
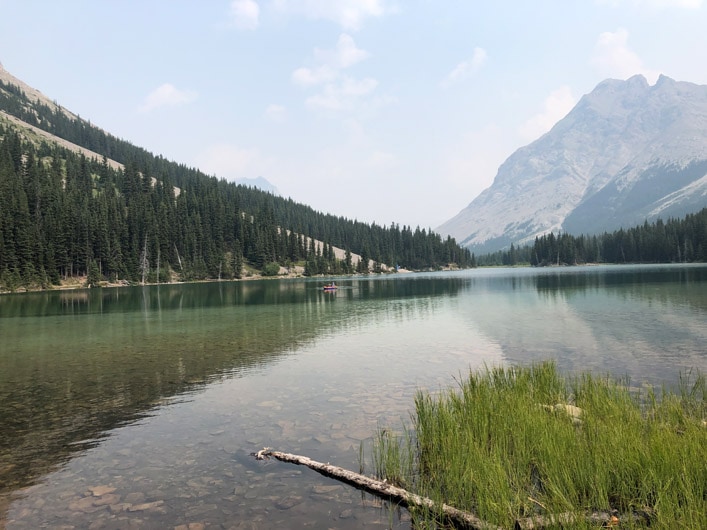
(0, 63, 279, 194)
(438, 75, 707, 253)
(4, 59, 706, 259)
(1, 63, 474, 288)
(234, 176, 279, 195)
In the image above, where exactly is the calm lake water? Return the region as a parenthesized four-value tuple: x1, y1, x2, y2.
(1, 264, 706, 529)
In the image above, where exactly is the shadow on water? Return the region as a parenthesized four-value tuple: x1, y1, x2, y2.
(0, 276, 464, 504)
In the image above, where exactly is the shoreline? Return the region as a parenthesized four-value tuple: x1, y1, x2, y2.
(0, 268, 417, 296)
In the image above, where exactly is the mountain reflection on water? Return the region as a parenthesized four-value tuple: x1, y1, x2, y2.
(456, 264, 707, 378)
(1, 266, 705, 528)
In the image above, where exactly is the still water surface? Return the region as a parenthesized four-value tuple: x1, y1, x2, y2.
(1, 265, 706, 528)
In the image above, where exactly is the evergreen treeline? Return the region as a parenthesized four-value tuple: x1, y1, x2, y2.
(475, 209, 707, 267)
(530, 210, 707, 265)
(475, 243, 531, 267)
(0, 80, 471, 291)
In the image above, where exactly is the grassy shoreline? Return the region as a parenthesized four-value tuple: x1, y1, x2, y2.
(373, 362, 706, 528)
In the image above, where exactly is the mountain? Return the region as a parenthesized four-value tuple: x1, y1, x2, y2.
(437, 75, 707, 252)
(0, 64, 472, 290)
(0, 63, 126, 171)
(0, 62, 74, 118)
(0, 64, 280, 196)
(234, 176, 279, 195)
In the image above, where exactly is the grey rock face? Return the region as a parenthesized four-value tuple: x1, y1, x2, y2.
(437, 75, 707, 252)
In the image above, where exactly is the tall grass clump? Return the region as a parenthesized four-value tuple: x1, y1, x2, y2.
(373, 362, 706, 528)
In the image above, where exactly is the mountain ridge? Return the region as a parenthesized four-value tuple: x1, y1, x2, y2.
(0, 64, 472, 291)
(0, 62, 76, 119)
(438, 74, 707, 252)
(0, 63, 125, 170)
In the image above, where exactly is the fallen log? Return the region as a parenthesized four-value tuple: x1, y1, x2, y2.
(252, 448, 655, 529)
(251, 448, 501, 530)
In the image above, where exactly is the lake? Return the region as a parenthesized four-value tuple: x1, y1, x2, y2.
(1, 264, 706, 529)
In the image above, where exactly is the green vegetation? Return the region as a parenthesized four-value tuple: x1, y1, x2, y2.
(530, 211, 707, 266)
(477, 209, 707, 267)
(0, 79, 471, 291)
(373, 362, 706, 528)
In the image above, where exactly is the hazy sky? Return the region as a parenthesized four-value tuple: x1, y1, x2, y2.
(1, 1, 706, 229)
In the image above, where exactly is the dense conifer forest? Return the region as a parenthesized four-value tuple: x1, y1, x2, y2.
(529, 210, 707, 265)
(0, 79, 471, 291)
(475, 208, 707, 267)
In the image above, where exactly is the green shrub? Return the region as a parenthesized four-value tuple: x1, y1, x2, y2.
(373, 362, 706, 528)
(262, 262, 281, 276)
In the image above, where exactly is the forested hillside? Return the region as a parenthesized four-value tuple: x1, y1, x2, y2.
(475, 208, 707, 267)
(529, 209, 707, 266)
(0, 78, 470, 291)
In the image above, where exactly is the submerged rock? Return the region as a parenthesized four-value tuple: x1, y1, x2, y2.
(69, 495, 107, 514)
(310, 484, 342, 495)
(275, 495, 303, 510)
(90, 485, 117, 497)
(93, 493, 121, 506)
(127, 500, 165, 512)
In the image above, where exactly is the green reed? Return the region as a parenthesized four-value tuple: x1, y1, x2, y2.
(372, 362, 706, 528)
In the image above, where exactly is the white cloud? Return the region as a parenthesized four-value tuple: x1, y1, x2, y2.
(265, 103, 286, 121)
(596, 0, 701, 7)
(518, 85, 576, 141)
(442, 47, 488, 87)
(293, 33, 378, 112)
(229, 0, 259, 30)
(292, 34, 366, 88)
(138, 83, 197, 112)
(591, 28, 661, 83)
(291, 65, 337, 86)
(315, 33, 369, 69)
(655, 0, 702, 6)
(306, 77, 378, 110)
(649, 0, 702, 5)
(339, 77, 378, 97)
(273, 0, 391, 30)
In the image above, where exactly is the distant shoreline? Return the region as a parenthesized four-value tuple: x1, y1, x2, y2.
(0, 268, 417, 296)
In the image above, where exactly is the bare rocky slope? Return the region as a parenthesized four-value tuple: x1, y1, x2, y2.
(437, 75, 707, 252)
(0, 63, 124, 170)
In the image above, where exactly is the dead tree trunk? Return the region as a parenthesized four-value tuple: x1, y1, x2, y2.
(252, 448, 500, 530)
(174, 244, 183, 273)
(140, 235, 149, 285)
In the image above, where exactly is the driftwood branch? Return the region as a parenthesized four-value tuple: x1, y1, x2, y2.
(252, 448, 654, 529)
(251, 448, 500, 530)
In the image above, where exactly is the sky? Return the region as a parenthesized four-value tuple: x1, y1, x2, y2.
(1, 1, 706, 230)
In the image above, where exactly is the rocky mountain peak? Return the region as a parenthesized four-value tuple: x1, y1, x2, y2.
(437, 76, 707, 252)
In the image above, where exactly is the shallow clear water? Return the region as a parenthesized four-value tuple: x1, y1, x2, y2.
(1, 265, 706, 528)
